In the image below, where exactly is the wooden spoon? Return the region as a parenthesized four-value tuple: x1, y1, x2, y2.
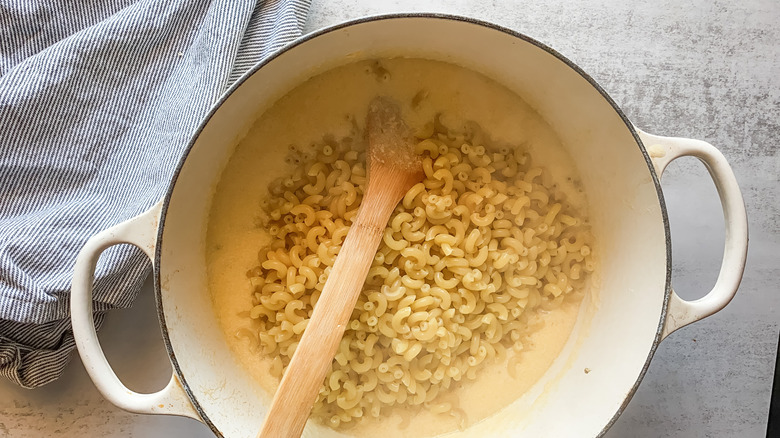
(257, 97, 424, 438)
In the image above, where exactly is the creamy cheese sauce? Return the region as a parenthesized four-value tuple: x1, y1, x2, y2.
(206, 58, 590, 436)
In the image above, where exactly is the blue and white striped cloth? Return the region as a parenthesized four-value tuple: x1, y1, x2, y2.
(0, 0, 310, 388)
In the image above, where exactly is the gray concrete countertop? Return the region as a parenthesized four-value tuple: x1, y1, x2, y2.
(1, 0, 777, 436)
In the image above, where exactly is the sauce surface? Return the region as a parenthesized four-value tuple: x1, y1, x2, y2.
(206, 58, 590, 436)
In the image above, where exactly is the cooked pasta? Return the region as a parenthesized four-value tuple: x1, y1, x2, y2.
(245, 116, 594, 427)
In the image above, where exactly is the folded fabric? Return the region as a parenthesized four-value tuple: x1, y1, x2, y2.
(0, 0, 310, 388)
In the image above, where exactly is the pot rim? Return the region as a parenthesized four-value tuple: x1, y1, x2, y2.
(153, 12, 672, 438)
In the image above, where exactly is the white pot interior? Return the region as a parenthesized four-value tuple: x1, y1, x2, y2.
(157, 16, 669, 438)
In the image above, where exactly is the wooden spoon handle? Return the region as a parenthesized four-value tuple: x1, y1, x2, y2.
(257, 184, 401, 438)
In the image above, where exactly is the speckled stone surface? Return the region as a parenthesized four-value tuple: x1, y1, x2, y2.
(1, 0, 777, 436)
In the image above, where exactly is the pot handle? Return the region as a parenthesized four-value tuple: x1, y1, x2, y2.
(637, 129, 748, 339)
(70, 202, 200, 420)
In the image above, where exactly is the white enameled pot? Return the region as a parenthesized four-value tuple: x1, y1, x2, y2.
(70, 14, 748, 438)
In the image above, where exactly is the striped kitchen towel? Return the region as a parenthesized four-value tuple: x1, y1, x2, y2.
(0, 0, 310, 388)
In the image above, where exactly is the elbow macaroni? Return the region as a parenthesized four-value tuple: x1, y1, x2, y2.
(244, 117, 594, 428)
